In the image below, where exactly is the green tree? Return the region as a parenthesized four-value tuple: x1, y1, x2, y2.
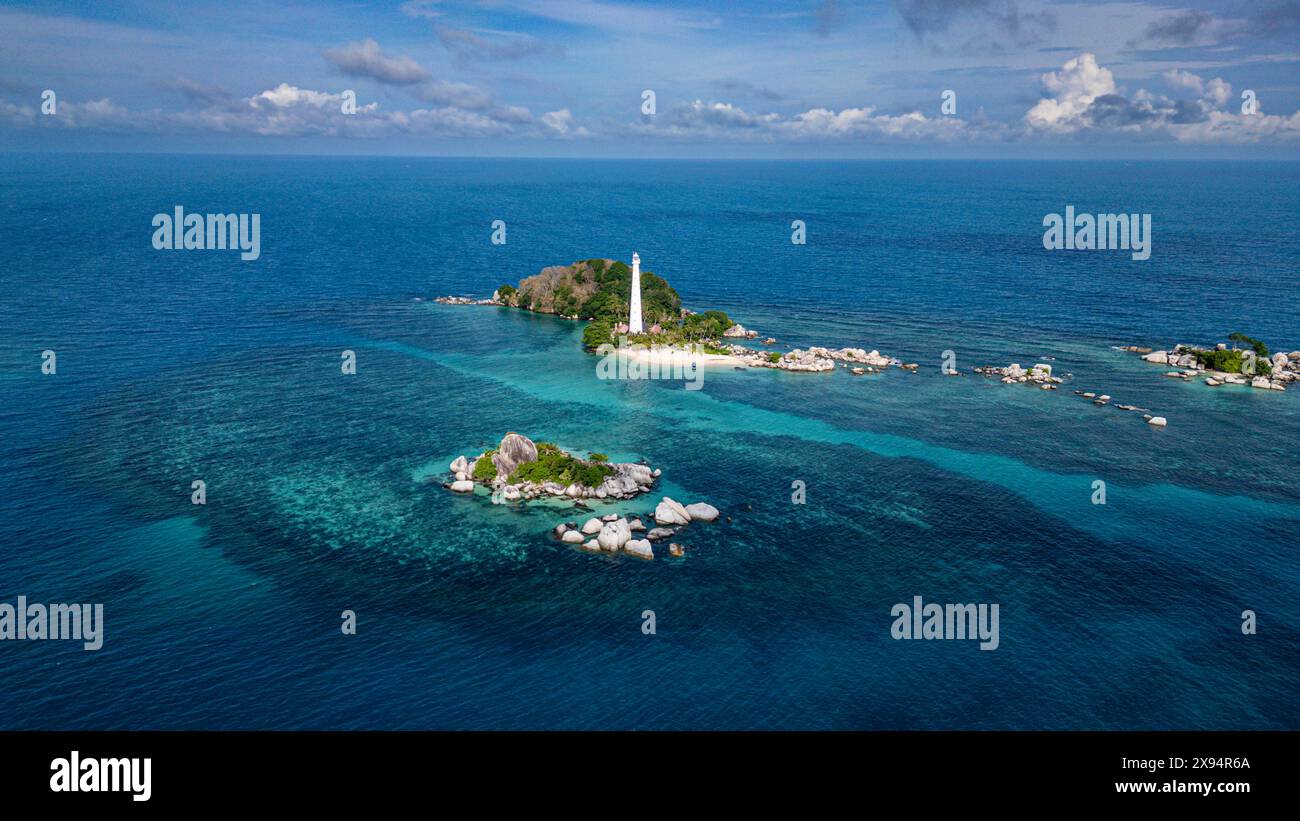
(583, 319, 614, 350)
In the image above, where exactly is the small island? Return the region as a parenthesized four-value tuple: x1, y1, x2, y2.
(1124, 333, 1298, 391)
(437, 255, 916, 374)
(447, 433, 659, 501)
(443, 433, 720, 560)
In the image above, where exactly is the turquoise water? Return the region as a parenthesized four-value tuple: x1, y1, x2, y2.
(0, 155, 1297, 729)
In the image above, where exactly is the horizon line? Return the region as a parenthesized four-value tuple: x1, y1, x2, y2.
(3, 149, 1298, 163)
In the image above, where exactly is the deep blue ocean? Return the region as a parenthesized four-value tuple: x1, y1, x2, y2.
(1, 154, 1297, 729)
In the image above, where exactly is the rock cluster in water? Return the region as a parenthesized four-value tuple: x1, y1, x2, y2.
(974, 362, 1064, 389)
(551, 496, 719, 560)
(1070, 390, 1166, 426)
(434, 295, 500, 306)
(727, 344, 912, 374)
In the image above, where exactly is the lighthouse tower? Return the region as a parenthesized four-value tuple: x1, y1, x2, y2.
(628, 252, 644, 334)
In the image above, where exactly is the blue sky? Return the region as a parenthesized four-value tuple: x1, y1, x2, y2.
(2, 0, 1298, 157)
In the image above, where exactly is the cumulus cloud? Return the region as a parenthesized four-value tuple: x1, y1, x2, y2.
(1024, 53, 1300, 143)
(540, 108, 589, 137)
(1024, 52, 1115, 132)
(1161, 68, 1204, 95)
(324, 38, 430, 85)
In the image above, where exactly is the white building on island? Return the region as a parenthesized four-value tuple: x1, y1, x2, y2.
(628, 252, 644, 334)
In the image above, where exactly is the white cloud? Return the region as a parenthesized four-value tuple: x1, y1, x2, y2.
(632, 98, 996, 143)
(0, 83, 582, 140)
(1024, 53, 1115, 132)
(540, 108, 589, 137)
(1161, 69, 1203, 95)
(1024, 54, 1300, 143)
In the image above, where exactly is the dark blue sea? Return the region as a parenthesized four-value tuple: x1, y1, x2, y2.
(1, 154, 1297, 729)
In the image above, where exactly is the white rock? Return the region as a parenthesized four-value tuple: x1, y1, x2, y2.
(562, 529, 584, 544)
(450, 480, 475, 492)
(597, 519, 632, 551)
(684, 502, 719, 522)
(628, 519, 646, 532)
(581, 517, 604, 535)
(491, 433, 539, 481)
(449, 455, 468, 474)
(455, 471, 468, 482)
(1251, 377, 1272, 389)
(647, 527, 676, 540)
(1147, 416, 1167, 427)
(624, 539, 654, 560)
(654, 496, 692, 525)
(1142, 351, 1169, 364)
(503, 486, 521, 501)
(581, 539, 601, 552)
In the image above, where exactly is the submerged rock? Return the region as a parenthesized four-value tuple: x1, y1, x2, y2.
(685, 502, 719, 522)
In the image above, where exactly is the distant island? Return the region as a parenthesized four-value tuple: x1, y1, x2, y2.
(1121, 332, 1297, 391)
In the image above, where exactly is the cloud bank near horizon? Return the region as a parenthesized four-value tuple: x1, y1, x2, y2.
(1, 1, 1298, 154)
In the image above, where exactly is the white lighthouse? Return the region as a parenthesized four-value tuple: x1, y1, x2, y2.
(628, 252, 644, 334)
